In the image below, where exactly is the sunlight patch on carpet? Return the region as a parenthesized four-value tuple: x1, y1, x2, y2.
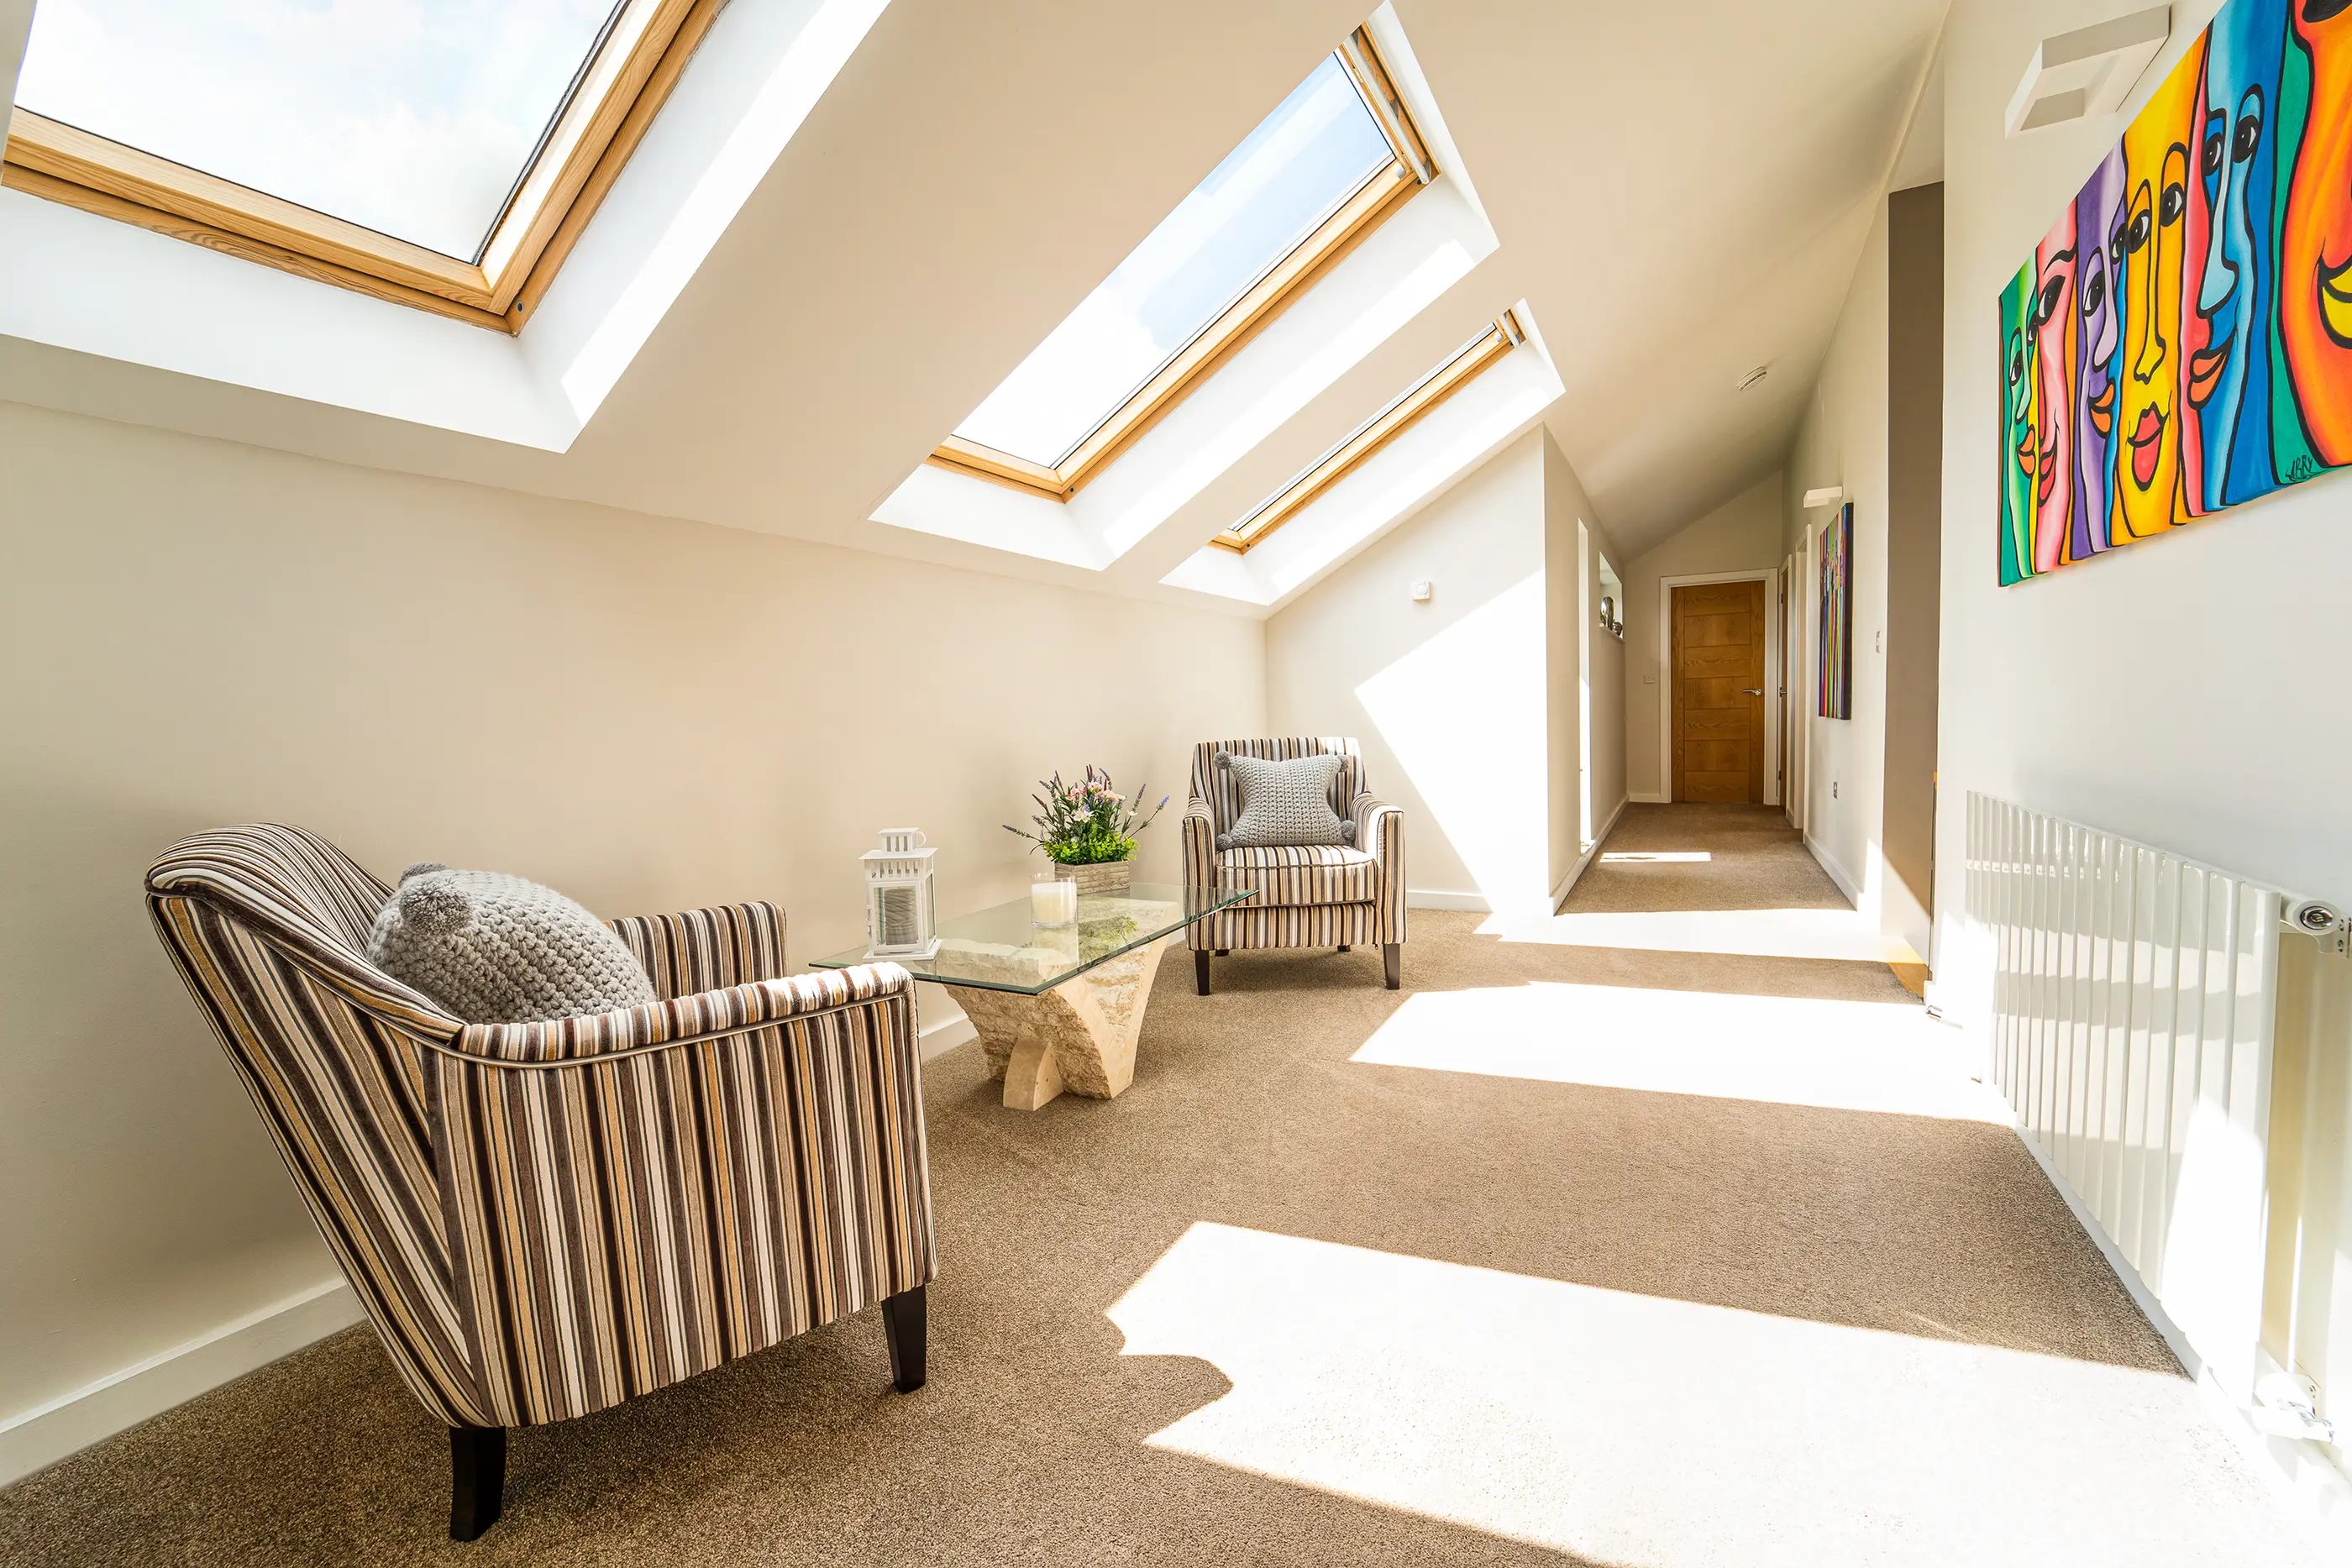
(1108, 1224, 2307, 1568)
(1483, 905, 1920, 963)
(1348, 982, 1997, 1120)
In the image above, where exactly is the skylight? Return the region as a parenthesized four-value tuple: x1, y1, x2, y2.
(1214, 309, 1524, 552)
(16, 0, 622, 261)
(930, 26, 1434, 501)
(958, 57, 1391, 469)
(4, 0, 722, 331)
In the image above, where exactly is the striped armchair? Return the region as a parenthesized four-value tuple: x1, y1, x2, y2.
(144, 825, 935, 1541)
(1184, 737, 1407, 993)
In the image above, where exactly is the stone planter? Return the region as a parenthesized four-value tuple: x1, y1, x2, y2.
(1057, 858, 1134, 897)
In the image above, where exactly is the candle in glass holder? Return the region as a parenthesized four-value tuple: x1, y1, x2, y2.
(1030, 873, 1077, 926)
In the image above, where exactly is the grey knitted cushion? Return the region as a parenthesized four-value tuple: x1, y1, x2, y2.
(365, 863, 655, 1024)
(1217, 753, 1354, 850)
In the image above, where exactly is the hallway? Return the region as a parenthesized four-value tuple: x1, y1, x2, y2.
(0, 807, 2323, 1565)
(8, 0, 2349, 1555)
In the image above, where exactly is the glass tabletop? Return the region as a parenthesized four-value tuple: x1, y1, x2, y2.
(810, 882, 1253, 996)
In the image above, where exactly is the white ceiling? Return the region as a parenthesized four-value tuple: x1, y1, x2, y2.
(1404, 1, 1950, 554)
(0, 0, 1950, 581)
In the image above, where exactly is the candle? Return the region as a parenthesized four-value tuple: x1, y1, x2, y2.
(1030, 876, 1077, 926)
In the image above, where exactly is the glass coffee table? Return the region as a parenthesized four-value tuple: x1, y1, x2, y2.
(811, 882, 1252, 1110)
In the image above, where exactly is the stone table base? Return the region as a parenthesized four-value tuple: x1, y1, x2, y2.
(946, 937, 1167, 1110)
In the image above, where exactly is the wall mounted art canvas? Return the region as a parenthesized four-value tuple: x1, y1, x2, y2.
(1999, 0, 2352, 585)
(1819, 502, 1852, 720)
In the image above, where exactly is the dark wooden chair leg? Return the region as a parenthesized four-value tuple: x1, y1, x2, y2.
(1215, 948, 1229, 957)
(1194, 951, 1211, 995)
(449, 1425, 506, 1542)
(882, 1285, 927, 1392)
(1383, 943, 1401, 990)
(1336, 944, 1350, 952)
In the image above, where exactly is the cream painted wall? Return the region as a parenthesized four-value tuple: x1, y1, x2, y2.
(0, 399, 1263, 1439)
(1267, 430, 1551, 912)
(1546, 431, 1628, 872)
(1936, 0, 2352, 968)
(1620, 473, 1786, 801)
(1590, 594, 1626, 841)
(1266, 427, 1620, 915)
(1940, 0, 2352, 1453)
(1546, 443, 1578, 889)
(1784, 203, 1901, 940)
(1882, 184, 1944, 924)
(1780, 186, 1943, 961)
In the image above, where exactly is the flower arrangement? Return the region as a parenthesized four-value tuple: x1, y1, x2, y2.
(1005, 766, 1169, 866)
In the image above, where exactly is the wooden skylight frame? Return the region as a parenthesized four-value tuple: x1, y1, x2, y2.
(0, 0, 725, 335)
(927, 25, 1437, 503)
(1210, 307, 1525, 553)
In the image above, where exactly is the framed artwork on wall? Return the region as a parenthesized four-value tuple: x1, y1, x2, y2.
(1998, 0, 2352, 585)
(1819, 502, 1852, 720)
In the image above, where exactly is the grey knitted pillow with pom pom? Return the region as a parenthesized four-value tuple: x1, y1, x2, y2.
(366, 863, 656, 1024)
(1215, 752, 1354, 851)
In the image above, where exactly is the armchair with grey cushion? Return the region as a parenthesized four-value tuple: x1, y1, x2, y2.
(145, 825, 934, 1541)
(1182, 737, 1407, 993)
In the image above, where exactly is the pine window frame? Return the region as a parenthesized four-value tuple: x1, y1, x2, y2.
(927, 26, 1436, 502)
(1211, 307, 1525, 553)
(1, 0, 727, 334)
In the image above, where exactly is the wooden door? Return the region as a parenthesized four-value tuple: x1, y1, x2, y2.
(1671, 580, 1767, 803)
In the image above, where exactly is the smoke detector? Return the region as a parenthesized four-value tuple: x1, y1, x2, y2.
(1736, 365, 1768, 391)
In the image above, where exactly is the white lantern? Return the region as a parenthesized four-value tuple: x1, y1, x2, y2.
(862, 828, 940, 959)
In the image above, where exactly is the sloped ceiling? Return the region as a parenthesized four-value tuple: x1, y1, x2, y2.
(1404, 1, 1947, 556)
(0, 0, 1947, 574)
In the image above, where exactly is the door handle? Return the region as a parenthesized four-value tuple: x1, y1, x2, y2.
(1742, 688, 1764, 696)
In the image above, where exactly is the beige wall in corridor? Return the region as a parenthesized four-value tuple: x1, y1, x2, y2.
(1268, 427, 1625, 915)
(1620, 473, 1786, 802)
(0, 399, 1263, 1444)
(1939, 0, 2352, 1448)
(1268, 431, 1550, 911)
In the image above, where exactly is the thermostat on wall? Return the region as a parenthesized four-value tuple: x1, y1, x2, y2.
(1410, 580, 1433, 603)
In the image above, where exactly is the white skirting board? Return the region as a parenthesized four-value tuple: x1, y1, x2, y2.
(1408, 889, 1490, 911)
(1999, 1097, 2352, 1521)
(1805, 834, 1863, 905)
(3, 1009, 980, 1489)
(0, 1277, 364, 1487)
(1408, 797, 1632, 916)
(918, 1009, 977, 1060)
(1628, 791, 1671, 805)
(1551, 796, 1630, 910)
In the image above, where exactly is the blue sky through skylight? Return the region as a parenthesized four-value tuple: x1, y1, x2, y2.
(13, 0, 621, 260)
(953, 53, 1393, 469)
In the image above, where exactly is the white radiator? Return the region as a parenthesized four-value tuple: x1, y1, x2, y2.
(1966, 791, 2295, 1402)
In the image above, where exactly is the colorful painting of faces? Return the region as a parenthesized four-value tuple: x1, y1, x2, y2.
(1998, 0, 2352, 586)
(1819, 502, 1852, 719)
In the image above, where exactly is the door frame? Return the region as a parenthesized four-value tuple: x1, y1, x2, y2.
(1777, 559, 1792, 822)
(1789, 519, 1824, 831)
(1657, 569, 1780, 806)
(1781, 550, 1803, 831)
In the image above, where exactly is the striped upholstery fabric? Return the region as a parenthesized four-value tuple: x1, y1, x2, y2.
(1183, 739, 1406, 952)
(609, 902, 786, 1000)
(146, 825, 935, 1431)
(433, 964, 929, 1425)
(1217, 845, 1379, 906)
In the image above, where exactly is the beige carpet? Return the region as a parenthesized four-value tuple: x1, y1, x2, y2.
(0, 805, 2319, 1565)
